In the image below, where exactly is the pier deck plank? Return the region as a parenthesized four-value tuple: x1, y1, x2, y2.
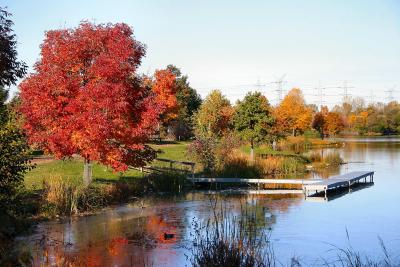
(190, 177, 322, 185)
(190, 171, 374, 197)
(303, 171, 374, 197)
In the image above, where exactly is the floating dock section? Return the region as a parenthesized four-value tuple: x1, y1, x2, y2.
(190, 171, 374, 198)
(302, 171, 374, 198)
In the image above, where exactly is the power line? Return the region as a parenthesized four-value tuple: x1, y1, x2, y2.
(337, 80, 354, 104)
(385, 85, 397, 102)
(368, 90, 375, 104)
(314, 81, 326, 108)
(271, 74, 286, 103)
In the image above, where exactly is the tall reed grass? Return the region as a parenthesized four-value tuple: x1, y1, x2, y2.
(42, 176, 81, 216)
(277, 136, 341, 153)
(215, 155, 263, 178)
(277, 136, 310, 153)
(41, 171, 188, 217)
(190, 199, 398, 267)
(305, 150, 344, 168)
(257, 156, 306, 175)
(215, 153, 307, 178)
(323, 151, 343, 166)
(190, 197, 274, 267)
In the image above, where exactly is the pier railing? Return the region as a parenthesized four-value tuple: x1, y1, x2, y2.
(130, 158, 195, 178)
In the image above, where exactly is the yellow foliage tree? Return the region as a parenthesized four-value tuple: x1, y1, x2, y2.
(274, 88, 313, 136)
(193, 90, 234, 138)
(324, 112, 345, 136)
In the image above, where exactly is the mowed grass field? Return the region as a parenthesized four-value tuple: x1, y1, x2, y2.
(24, 141, 191, 189)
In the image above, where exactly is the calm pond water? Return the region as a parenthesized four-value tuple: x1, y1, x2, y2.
(20, 137, 400, 266)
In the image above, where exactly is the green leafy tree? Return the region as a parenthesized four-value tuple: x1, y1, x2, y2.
(233, 92, 275, 161)
(0, 6, 30, 207)
(193, 90, 233, 139)
(0, 7, 27, 87)
(166, 65, 202, 140)
(0, 8, 32, 264)
(0, 86, 8, 124)
(0, 122, 32, 210)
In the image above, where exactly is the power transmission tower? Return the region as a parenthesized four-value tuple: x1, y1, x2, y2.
(385, 85, 396, 102)
(368, 90, 375, 104)
(315, 81, 326, 109)
(272, 74, 286, 104)
(338, 80, 354, 104)
(254, 77, 265, 91)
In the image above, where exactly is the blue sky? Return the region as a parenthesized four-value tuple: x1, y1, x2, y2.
(4, 0, 400, 106)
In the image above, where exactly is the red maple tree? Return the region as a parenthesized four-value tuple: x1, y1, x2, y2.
(19, 22, 176, 183)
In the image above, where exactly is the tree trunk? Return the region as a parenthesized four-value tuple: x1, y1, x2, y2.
(250, 140, 255, 164)
(83, 159, 92, 186)
(292, 128, 296, 136)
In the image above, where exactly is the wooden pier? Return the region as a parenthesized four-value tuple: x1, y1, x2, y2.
(190, 171, 374, 197)
(190, 177, 321, 185)
(302, 171, 374, 198)
(304, 181, 374, 202)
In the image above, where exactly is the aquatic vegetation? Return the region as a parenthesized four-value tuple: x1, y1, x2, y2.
(41, 171, 188, 217)
(277, 136, 341, 153)
(215, 155, 264, 178)
(306, 150, 322, 162)
(189, 200, 398, 267)
(258, 156, 306, 175)
(190, 199, 274, 267)
(305, 150, 344, 169)
(42, 176, 81, 216)
(277, 136, 310, 153)
(323, 151, 344, 166)
(145, 171, 187, 193)
(214, 152, 307, 179)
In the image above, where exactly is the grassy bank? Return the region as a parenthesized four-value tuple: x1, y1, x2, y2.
(25, 141, 191, 189)
(39, 171, 187, 217)
(23, 139, 345, 218)
(22, 141, 192, 218)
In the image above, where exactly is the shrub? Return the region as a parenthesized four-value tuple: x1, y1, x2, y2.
(188, 136, 217, 173)
(0, 123, 33, 214)
(214, 133, 242, 170)
(189, 133, 241, 174)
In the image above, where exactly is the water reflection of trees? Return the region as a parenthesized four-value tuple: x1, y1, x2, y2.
(341, 140, 400, 166)
(184, 193, 302, 239)
(27, 192, 304, 266)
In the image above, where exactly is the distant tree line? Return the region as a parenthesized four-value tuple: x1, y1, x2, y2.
(332, 98, 400, 135)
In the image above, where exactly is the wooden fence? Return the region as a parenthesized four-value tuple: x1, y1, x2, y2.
(129, 158, 195, 178)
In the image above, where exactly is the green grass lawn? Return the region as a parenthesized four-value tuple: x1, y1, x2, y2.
(25, 141, 191, 189)
(152, 141, 191, 161)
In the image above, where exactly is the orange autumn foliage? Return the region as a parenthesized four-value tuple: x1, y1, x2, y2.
(324, 111, 344, 136)
(152, 69, 178, 123)
(19, 22, 177, 171)
(274, 88, 312, 136)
